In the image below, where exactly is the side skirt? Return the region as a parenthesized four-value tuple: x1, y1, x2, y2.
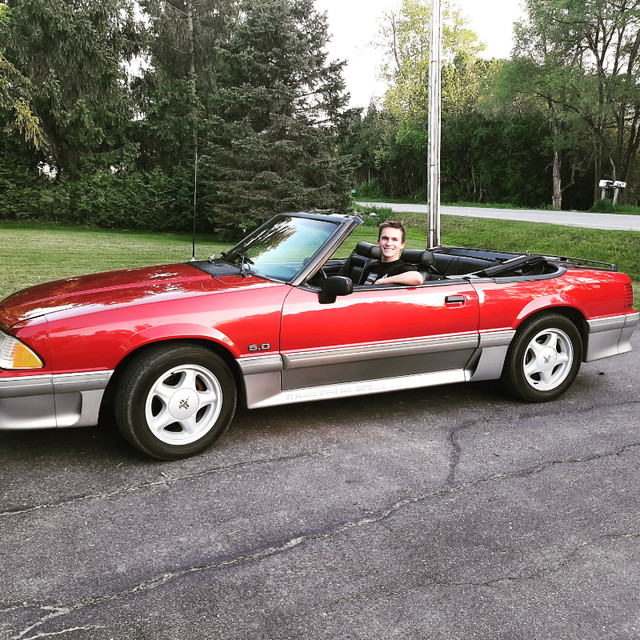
(238, 328, 515, 410)
(244, 366, 468, 409)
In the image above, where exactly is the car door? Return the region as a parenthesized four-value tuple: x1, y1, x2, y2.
(279, 280, 480, 391)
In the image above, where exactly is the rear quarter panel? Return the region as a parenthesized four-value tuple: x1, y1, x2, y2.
(473, 269, 633, 333)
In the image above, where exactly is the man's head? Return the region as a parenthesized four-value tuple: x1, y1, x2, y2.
(377, 221, 406, 263)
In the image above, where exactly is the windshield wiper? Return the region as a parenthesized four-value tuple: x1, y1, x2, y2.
(208, 250, 254, 276)
(208, 251, 228, 263)
(236, 252, 254, 276)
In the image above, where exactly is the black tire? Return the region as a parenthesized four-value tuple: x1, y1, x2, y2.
(115, 344, 236, 460)
(501, 313, 582, 403)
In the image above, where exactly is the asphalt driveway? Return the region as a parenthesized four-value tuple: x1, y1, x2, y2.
(1, 333, 639, 639)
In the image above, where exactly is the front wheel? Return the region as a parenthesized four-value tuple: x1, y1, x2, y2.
(501, 314, 582, 402)
(115, 344, 236, 459)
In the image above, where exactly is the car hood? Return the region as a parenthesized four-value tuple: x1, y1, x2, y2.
(0, 262, 266, 328)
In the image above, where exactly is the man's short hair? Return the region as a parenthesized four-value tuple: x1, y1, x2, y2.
(378, 220, 406, 243)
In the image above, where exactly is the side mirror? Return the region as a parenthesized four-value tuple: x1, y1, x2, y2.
(319, 275, 353, 304)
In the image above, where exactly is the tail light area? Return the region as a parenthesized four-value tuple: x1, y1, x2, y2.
(624, 283, 635, 309)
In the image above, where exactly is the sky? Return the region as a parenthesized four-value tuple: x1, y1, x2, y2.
(314, 0, 525, 108)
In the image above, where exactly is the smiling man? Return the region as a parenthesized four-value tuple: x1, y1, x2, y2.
(362, 221, 424, 286)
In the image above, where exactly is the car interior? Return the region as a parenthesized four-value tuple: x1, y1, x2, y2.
(313, 241, 561, 288)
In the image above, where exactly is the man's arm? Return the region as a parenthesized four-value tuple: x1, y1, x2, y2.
(374, 270, 424, 286)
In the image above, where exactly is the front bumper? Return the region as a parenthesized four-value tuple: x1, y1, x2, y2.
(0, 371, 113, 430)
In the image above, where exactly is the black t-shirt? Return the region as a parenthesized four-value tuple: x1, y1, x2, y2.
(362, 259, 417, 285)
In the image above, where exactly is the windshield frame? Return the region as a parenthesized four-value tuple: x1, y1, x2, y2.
(214, 212, 362, 285)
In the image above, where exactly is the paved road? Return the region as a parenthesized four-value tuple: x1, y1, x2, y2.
(356, 201, 640, 231)
(1, 332, 639, 639)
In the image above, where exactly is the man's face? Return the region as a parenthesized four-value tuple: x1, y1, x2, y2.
(378, 227, 405, 263)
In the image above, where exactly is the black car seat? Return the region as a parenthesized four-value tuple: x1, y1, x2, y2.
(400, 249, 442, 281)
(339, 242, 382, 285)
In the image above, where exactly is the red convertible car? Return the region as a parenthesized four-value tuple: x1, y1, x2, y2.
(0, 212, 637, 459)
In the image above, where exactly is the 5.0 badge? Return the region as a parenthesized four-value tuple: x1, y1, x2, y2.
(248, 343, 271, 352)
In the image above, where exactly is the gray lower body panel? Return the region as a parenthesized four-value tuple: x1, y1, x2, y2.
(586, 312, 639, 362)
(0, 371, 113, 430)
(240, 330, 515, 409)
(281, 334, 478, 390)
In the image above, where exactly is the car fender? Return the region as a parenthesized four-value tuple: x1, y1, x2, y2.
(474, 279, 589, 334)
(513, 293, 587, 329)
(115, 322, 242, 362)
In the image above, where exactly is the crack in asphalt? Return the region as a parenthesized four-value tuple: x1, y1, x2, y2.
(446, 423, 468, 487)
(4, 398, 638, 520)
(6, 439, 640, 639)
(15, 624, 105, 640)
(0, 451, 322, 518)
(314, 529, 640, 614)
(444, 398, 640, 487)
(431, 530, 640, 590)
(8, 398, 637, 519)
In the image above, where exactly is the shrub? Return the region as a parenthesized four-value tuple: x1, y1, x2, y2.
(590, 198, 616, 213)
(353, 204, 394, 227)
(354, 178, 385, 199)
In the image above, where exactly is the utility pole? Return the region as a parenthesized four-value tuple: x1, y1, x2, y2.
(186, 0, 199, 260)
(427, 0, 442, 248)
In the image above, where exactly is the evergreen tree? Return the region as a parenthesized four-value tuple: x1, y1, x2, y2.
(134, 0, 240, 172)
(4, 0, 144, 179)
(201, 0, 352, 236)
(136, 0, 352, 236)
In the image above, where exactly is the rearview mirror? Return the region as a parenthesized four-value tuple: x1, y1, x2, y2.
(319, 275, 353, 304)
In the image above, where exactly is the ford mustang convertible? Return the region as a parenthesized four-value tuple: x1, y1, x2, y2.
(0, 212, 637, 459)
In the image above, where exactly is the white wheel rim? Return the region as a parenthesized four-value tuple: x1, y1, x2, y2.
(522, 327, 574, 391)
(144, 364, 223, 445)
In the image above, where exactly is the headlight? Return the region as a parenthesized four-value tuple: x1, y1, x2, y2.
(0, 330, 44, 369)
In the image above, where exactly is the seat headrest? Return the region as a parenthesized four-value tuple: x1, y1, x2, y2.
(401, 249, 435, 265)
(354, 242, 382, 260)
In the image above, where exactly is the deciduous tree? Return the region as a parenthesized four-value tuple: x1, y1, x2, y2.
(514, 0, 640, 203)
(378, 0, 484, 120)
(0, 2, 45, 148)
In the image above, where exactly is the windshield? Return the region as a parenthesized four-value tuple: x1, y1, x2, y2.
(221, 215, 339, 282)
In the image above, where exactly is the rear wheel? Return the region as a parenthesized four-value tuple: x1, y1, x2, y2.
(501, 314, 582, 402)
(115, 344, 236, 459)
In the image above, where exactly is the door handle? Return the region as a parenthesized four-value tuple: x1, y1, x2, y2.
(445, 295, 466, 305)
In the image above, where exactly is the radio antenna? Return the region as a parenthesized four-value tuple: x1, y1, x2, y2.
(190, 148, 198, 261)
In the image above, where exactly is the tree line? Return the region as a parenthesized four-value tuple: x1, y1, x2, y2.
(353, 0, 640, 212)
(2, 0, 639, 238)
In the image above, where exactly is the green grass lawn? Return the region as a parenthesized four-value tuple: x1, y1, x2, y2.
(0, 222, 231, 300)
(1, 217, 638, 307)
